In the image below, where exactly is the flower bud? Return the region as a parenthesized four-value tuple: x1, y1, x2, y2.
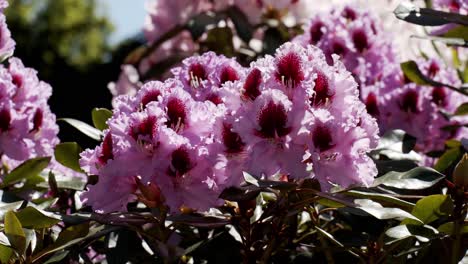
(453, 153, 468, 189)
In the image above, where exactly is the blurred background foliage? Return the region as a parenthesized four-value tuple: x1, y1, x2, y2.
(5, 0, 143, 147)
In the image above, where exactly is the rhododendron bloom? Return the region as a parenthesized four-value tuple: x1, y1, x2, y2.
(293, 5, 397, 107)
(81, 42, 379, 213)
(376, 59, 467, 154)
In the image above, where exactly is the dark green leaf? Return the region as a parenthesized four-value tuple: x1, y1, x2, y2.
(59, 118, 101, 141)
(91, 108, 112, 131)
(15, 207, 61, 229)
(3, 157, 51, 186)
(375, 159, 418, 176)
(402, 133, 417, 153)
(454, 102, 468, 116)
(219, 186, 261, 202)
(263, 27, 289, 55)
(373, 167, 445, 189)
(54, 142, 83, 172)
(401, 61, 431, 85)
(186, 13, 219, 40)
(394, 3, 468, 26)
(227, 6, 253, 42)
(32, 224, 113, 263)
(4, 211, 26, 252)
(168, 214, 230, 228)
(403, 194, 453, 225)
(204, 27, 235, 57)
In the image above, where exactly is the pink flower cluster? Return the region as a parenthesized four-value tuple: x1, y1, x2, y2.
(368, 59, 467, 154)
(292, 5, 397, 101)
(293, 4, 467, 158)
(81, 43, 379, 213)
(0, 0, 15, 59)
(0, 58, 58, 170)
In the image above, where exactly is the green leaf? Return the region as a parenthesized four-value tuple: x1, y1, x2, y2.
(43, 250, 70, 264)
(403, 195, 453, 225)
(243, 172, 259, 186)
(54, 142, 83, 172)
(4, 211, 25, 252)
(345, 190, 415, 209)
(437, 222, 468, 235)
(394, 3, 468, 26)
(58, 118, 101, 141)
(0, 201, 23, 219)
(454, 102, 468, 116)
(91, 108, 112, 131)
(32, 223, 113, 263)
(15, 207, 61, 229)
(372, 130, 420, 161)
(0, 244, 13, 263)
(37, 178, 86, 191)
(2, 157, 51, 186)
(434, 147, 462, 172)
(386, 224, 439, 244)
(355, 199, 422, 223)
(373, 167, 445, 189)
(400, 61, 431, 85)
(316, 198, 346, 208)
(443, 26, 468, 41)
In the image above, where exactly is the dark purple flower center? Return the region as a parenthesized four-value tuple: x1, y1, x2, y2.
(312, 125, 335, 152)
(222, 122, 245, 153)
(166, 98, 187, 131)
(275, 52, 304, 88)
(352, 30, 369, 53)
(310, 71, 334, 107)
(399, 90, 419, 113)
(170, 146, 193, 176)
(189, 63, 207, 86)
(141, 90, 161, 108)
(256, 101, 291, 138)
(206, 93, 223, 105)
(131, 115, 158, 141)
(427, 61, 439, 78)
(332, 42, 346, 57)
(0, 108, 10, 132)
(449, 1, 460, 11)
(98, 133, 114, 164)
(12, 74, 22, 88)
(342, 7, 357, 20)
(365, 92, 379, 117)
(243, 68, 262, 100)
(32, 108, 43, 132)
(310, 21, 325, 44)
(220, 66, 240, 85)
(431, 87, 447, 107)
